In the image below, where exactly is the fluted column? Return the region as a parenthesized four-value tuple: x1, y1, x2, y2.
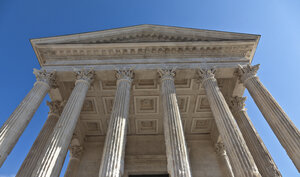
(215, 141, 234, 177)
(16, 101, 64, 177)
(0, 69, 55, 167)
(64, 138, 83, 177)
(31, 68, 95, 177)
(159, 68, 192, 177)
(238, 64, 300, 171)
(228, 96, 282, 177)
(98, 69, 133, 177)
(198, 68, 260, 177)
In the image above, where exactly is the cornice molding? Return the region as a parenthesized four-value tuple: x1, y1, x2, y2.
(36, 42, 254, 64)
(30, 25, 260, 45)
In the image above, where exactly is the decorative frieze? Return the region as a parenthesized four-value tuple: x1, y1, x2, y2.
(38, 44, 253, 59)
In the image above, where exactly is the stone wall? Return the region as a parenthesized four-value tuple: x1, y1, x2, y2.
(76, 135, 223, 177)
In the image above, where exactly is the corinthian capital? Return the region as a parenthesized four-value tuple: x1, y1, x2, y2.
(69, 137, 83, 159)
(215, 141, 226, 156)
(197, 68, 216, 84)
(158, 67, 176, 81)
(33, 69, 56, 88)
(227, 96, 247, 113)
(115, 68, 134, 82)
(46, 100, 65, 116)
(70, 145, 83, 159)
(238, 64, 260, 83)
(74, 68, 95, 84)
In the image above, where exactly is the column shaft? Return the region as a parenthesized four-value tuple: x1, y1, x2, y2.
(16, 101, 63, 177)
(228, 97, 282, 177)
(64, 158, 80, 177)
(215, 141, 234, 177)
(159, 68, 192, 177)
(0, 69, 55, 167)
(198, 68, 260, 177)
(98, 69, 133, 177)
(239, 64, 300, 171)
(64, 142, 83, 177)
(31, 69, 94, 177)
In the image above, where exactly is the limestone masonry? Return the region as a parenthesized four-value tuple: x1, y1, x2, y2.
(0, 25, 299, 177)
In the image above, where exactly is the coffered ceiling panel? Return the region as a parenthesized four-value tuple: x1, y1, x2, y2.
(57, 77, 234, 141)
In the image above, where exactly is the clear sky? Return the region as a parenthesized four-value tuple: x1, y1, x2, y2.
(0, 0, 299, 176)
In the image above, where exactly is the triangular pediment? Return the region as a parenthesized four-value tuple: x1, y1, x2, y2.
(31, 24, 260, 45)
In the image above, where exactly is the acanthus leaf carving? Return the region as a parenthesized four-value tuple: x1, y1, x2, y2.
(215, 141, 226, 156)
(74, 68, 95, 84)
(238, 64, 260, 83)
(158, 67, 176, 81)
(46, 100, 65, 116)
(115, 68, 134, 83)
(197, 68, 216, 84)
(227, 96, 247, 114)
(69, 137, 83, 159)
(33, 69, 57, 88)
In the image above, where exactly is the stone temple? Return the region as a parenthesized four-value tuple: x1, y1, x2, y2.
(0, 25, 299, 177)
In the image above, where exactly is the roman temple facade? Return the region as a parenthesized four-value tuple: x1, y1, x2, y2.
(0, 25, 299, 177)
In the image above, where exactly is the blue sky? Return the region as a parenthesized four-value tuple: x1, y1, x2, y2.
(0, 0, 299, 176)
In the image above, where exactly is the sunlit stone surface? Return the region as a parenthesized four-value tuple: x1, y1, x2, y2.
(2, 25, 298, 176)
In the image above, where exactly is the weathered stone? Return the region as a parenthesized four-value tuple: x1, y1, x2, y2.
(3, 25, 298, 176)
(159, 68, 192, 177)
(198, 68, 261, 177)
(16, 100, 64, 177)
(214, 141, 234, 177)
(238, 64, 300, 172)
(31, 68, 94, 177)
(98, 68, 133, 177)
(64, 137, 83, 177)
(0, 69, 55, 167)
(228, 96, 282, 177)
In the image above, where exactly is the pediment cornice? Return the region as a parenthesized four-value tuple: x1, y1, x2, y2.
(31, 25, 260, 45)
(31, 25, 260, 66)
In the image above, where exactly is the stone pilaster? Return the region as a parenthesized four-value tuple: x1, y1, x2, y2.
(198, 68, 261, 177)
(228, 96, 282, 177)
(16, 100, 64, 177)
(98, 69, 133, 177)
(0, 69, 56, 167)
(31, 68, 94, 177)
(64, 138, 83, 177)
(238, 64, 300, 172)
(215, 141, 234, 177)
(158, 68, 192, 177)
